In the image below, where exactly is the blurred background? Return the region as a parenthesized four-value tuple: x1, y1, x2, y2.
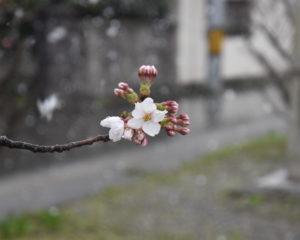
(0, 0, 300, 239)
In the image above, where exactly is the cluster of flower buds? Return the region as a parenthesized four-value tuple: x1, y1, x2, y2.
(138, 65, 157, 99)
(163, 114, 190, 136)
(114, 82, 139, 104)
(100, 65, 190, 147)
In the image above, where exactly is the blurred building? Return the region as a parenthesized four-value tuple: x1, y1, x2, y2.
(176, 0, 293, 84)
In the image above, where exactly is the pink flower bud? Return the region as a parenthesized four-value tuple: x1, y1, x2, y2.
(114, 88, 125, 97)
(164, 125, 174, 131)
(176, 120, 190, 127)
(170, 101, 179, 107)
(170, 106, 179, 113)
(162, 101, 179, 114)
(162, 101, 172, 105)
(168, 117, 177, 124)
(167, 130, 176, 136)
(178, 128, 190, 135)
(138, 65, 157, 83)
(178, 114, 190, 121)
(182, 120, 190, 126)
(118, 82, 129, 91)
(141, 137, 148, 147)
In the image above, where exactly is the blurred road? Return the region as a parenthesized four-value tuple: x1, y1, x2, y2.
(0, 87, 287, 219)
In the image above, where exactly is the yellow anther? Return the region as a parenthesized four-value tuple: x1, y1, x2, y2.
(143, 113, 152, 121)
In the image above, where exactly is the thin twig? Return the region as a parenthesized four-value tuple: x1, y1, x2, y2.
(0, 135, 110, 153)
(256, 23, 294, 65)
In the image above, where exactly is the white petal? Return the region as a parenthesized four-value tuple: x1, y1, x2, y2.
(152, 110, 167, 123)
(109, 127, 124, 142)
(127, 118, 143, 129)
(141, 97, 156, 113)
(100, 117, 112, 128)
(100, 116, 123, 128)
(132, 102, 144, 119)
(111, 120, 124, 129)
(142, 121, 161, 137)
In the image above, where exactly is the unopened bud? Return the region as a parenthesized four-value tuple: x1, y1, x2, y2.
(141, 137, 148, 147)
(162, 101, 179, 114)
(164, 125, 174, 131)
(178, 128, 190, 135)
(178, 114, 190, 121)
(183, 120, 190, 126)
(138, 65, 157, 83)
(118, 82, 129, 91)
(167, 130, 176, 136)
(168, 117, 177, 124)
(114, 88, 125, 97)
(176, 120, 190, 127)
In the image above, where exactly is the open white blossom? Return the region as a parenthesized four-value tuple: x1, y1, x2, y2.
(127, 97, 167, 137)
(100, 116, 124, 142)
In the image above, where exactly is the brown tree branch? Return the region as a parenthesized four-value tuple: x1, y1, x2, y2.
(0, 135, 110, 153)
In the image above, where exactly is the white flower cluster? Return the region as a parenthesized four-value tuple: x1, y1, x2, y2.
(100, 65, 190, 146)
(100, 97, 167, 143)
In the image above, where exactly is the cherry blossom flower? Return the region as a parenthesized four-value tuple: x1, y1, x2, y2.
(127, 97, 167, 137)
(100, 116, 124, 142)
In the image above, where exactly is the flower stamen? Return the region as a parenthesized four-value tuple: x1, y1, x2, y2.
(143, 113, 152, 121)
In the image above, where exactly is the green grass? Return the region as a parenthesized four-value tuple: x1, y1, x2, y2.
(0, 133, 288, 240)
(0, 208, 63, 239)
(181, 133, 285, 174)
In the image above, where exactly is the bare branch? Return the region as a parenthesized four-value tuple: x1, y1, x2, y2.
(0, 135, 110, 153)
(256, 23, 294, 65)
(247, 42, 290, 105)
